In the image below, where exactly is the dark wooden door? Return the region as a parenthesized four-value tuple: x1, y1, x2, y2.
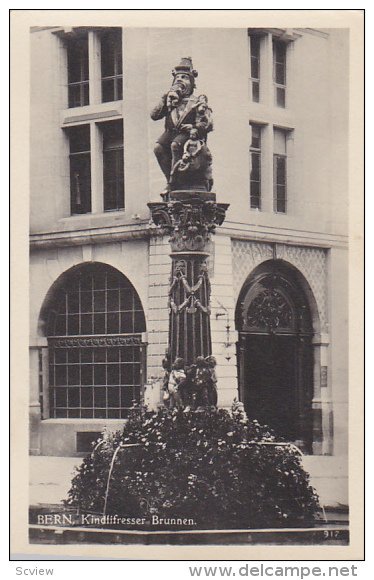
(243, 334, 299, 440)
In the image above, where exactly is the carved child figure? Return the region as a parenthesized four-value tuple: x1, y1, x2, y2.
(161, 347, 172, 405)
(194, 356, 212, 408)
(167, 357, 186, 408)
(170, 128, 203, 181)
(205, 355, 218, 407)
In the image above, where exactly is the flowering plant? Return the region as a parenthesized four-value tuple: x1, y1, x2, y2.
(66, 404, 320, 529)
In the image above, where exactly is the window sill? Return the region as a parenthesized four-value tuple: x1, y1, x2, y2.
(61, 101, 123, 126)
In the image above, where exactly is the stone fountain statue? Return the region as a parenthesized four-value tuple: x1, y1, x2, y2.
(148, 58, 229, 409)
(151, 57, 213, 195)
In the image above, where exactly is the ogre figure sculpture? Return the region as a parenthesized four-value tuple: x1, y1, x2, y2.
(151, 57, 213, 194)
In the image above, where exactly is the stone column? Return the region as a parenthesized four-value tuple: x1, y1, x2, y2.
(148, 190, 229, 368)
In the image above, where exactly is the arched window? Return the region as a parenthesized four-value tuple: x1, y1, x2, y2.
(46, 264, 146, 419)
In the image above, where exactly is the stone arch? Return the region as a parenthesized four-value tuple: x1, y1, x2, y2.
(235, 259, 323, 453)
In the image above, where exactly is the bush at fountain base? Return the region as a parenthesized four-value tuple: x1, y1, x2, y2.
(65, 407, 320, 530)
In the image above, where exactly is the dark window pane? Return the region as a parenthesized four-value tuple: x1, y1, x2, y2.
(68, 83, 89, 108)
(250, 195, 261, 210)
(134, 311, 145, 332)
(275, 62, 285, 85)
(102, 121, 124, 211)
(251, 126, 261, 149)
(276, 87, 286, 108)
(108, 386, 120, 407)
(67, 35, 89, 108)
(68, 387, 80, 407)
(94, 409, 107, 419)
(121, 347, 133, 362)
(57, 295, 67, 314)
(108, 409, 120, 418)
(121, 364, 133, 385)
(107, 289, 119, 311)
(121, 387, 134, 407)
(133, 366, 140, 385)
(68, 349, 79, 363)
(116, 78, 123, 101)
(81, 365, 93, 385)
(81, 314, 93, 335)
(69, 409, 80, 418)
(94, 313, 105, 334)
(81, 386, 93, 407)
(55, 315, 67, 336)
(80, 291, 92, 313)
(120, 288, 132, 310)
(107, 364, 120, 386)
(67, 315, 79, 335)
(102, 79, 115, 103)
(132, 348, 140, 363)
(101, 29, 123, 103)
(81, 409, 94, 418)
(68, 365, 80, 386)
(69, 125, 90, 154)
(67, 37, 89, 83)
(93, 271, 106, 290)
(55, 349, 67, 364)
(251, 57, 259, 80)
(106, 270, 121, 289)
(68, 292, 79, 313)
(80, 274, 93, 292)
(250, 180, 260, 198)
(121, 311, 133, 333)
(107, 312, 120, 334)
(55, 366, 67, 386)
(69, 126, 91, 215)
(252, 81, 259, 103)
(276, 196, 286, 213)
(94, 348, 106, 363)
(107, 348, 120, 362)
(55, 388, 67, 408)
(94, 291, 106, 312)
(94, 387, 106, 407)
(81, 348, 93, 363)
(251, 152, 260, 181)
(94, 365, 106, 386)
(276, 157, 286, 184)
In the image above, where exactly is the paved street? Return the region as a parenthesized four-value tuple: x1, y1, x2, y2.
(30, 456, 83, 506)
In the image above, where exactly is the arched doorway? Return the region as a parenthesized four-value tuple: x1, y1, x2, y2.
(41, 263, 146, 420)
(235, 261, 315, 452)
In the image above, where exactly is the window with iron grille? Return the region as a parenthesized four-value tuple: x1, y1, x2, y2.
(101, 28, 123, 103)
(250, 124, 262, 210)
(101, 120, 125, 211)
(249, 35, 260, 103)
(273, 128, 287, 213)
(67, 34, 89, 108)
(273, 40, 287, 108)
(47, 264, 146, 419)
(68, 125, 91, 215)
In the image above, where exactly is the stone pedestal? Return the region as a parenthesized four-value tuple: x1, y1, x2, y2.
(148, 190, 229, 369)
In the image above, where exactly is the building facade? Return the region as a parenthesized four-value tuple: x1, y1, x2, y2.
(29, 26, 349, 508)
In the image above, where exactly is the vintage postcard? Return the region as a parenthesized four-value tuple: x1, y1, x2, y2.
(10, 9, 364, 560)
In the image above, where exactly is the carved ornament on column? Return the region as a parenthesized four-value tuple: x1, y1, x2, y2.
(148, 191, 229, 253)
